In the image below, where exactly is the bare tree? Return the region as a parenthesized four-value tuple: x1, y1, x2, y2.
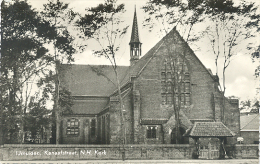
(75, 0, 128, 159)
(142, 0, 204, 144)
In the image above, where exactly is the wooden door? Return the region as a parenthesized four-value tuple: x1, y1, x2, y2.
(199, 142, 219, 159)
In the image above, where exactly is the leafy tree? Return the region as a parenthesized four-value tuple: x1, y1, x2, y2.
(1, 0, 56, 144)
(251, 100, 259, 113)
(240, 99, 259, 113)
(24, 94, 51, 143)
(39, 0, 76, 144)
(243, 100, 251, 107)
(250, 45, 260, 78)
(142, 0, 206, 44)
(1, 0, 76, 144)
(75, 0, 128, 158)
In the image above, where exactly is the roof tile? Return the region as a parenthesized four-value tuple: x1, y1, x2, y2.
(59, 65, 130, 96)
(184, 122, 235, 137)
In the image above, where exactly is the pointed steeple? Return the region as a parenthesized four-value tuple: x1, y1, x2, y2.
(130, 6, 140, 43)
(129, 6, 142, 66)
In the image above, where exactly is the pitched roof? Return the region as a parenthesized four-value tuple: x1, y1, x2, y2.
(190, 119, 214, 124)
(60, 28, 217, 97)
(129, 27, 217, 82)
(240, 114, 259, 131)
(129, 32, 165, 76)
(184, 122, 236, 137)
(59, 64, 130, 96)
(129, 7, 140, 43)
(71, 98, 109, 114)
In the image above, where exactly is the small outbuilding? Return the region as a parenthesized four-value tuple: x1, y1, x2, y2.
(240, 114, 259, 144)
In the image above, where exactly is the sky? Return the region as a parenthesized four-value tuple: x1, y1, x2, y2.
(27, 0, 259, 102)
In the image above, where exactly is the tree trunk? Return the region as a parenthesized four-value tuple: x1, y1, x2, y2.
(175, 109, 180, 144)
(55, 61, 60, 144)
(0, 98, 3, 145)
(13, 65, 24, 143)
(114, 68, 125, 160)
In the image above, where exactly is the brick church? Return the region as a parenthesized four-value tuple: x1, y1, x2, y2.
(58, 9, 239, 146)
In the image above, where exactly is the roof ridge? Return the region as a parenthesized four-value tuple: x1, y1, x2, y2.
(132, 27, 218, 82)
(173, 27, 218, 82)
(141, 118, 168, 120)
(135, 28, 177, 76)
(62, 64, 129, 67)
(136, 42, 164, 76)
(241, 114, 259, 130)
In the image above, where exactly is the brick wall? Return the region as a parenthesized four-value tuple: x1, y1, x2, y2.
(240, 131, 259, 144)
(109, 90, 134, 144)
(133, 89, 141, 144)
(0, 144, 193, 161)
(1, 144, 258, 160)
(134, 30, 217, 121)
(131, 29, 239, 145)
(224, 98, 240, 144)
(226, 144, 259, 159)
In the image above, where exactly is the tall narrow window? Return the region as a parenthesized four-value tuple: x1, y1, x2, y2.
(67, 118, 79, 135)
(167, 93, 173, 104)
(90, 119, 96, 137)
(161, 59, 173, 105)
(161, 81, 166, 92)
(185, 94, 190, 105)
(101, 116, 105, 143)
(162, 93, 166, 105)
(161, 57, 191, 106)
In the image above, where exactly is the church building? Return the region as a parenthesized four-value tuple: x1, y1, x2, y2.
(58, 9, 240, 147)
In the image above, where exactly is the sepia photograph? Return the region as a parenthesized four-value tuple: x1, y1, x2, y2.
(0, 0, 259, 163)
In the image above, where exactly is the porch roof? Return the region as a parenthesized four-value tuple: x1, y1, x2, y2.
(183, 122, 236, 137)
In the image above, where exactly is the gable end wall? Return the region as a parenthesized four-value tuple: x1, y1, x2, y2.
(134, 30, 216, 121)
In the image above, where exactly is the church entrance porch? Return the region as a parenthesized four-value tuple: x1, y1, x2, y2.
(183, 122, 236, 159)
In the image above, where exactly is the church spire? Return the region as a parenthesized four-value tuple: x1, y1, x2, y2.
(129, 6, 142, 66)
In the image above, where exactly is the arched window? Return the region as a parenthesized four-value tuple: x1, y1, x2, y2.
(161, 57, 190, 106)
